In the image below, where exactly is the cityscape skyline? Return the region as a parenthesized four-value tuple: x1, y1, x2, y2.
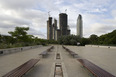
(0, 0, 116, 39)
(47, 13, 70, 40)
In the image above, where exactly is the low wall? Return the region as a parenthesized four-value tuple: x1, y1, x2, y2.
(85, 45, 116, 49)
(0, 45, 42, 56)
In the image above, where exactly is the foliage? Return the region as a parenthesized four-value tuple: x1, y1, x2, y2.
(0, 27, 58, 49)
(57, 29, 116, 46)
(0, 27, 49, 49)
(48, 39, 58, 44)
(89, 34, 98, 44)
(90, 30, 116, 45)
(1, 26, 116, 49)
(8, 27, 30, 43)
(58, 35, 89, 45)
(80, 38, 90, 46)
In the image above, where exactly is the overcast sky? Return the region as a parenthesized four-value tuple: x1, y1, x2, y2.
(0, 0, 116, 39)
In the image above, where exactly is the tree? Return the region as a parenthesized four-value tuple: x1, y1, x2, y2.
(80, 38, 90, 46)
(70, 39, 77, 45)
(8, 27, 29, 43)
(0, 34, 2, 43)
(89, 34, 98, 44)
(98, 30, 116, 45)
(58, 35, 80, 45)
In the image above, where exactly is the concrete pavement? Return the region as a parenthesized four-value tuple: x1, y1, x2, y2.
(0, 45, 116, 77)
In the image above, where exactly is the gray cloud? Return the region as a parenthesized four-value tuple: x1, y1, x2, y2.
(0, 0, 116, 39)
(0, 15, 31, 28)
(0, 0, 48, 38)
(28, 27, 46, 38)
(0, 0, 39, 10)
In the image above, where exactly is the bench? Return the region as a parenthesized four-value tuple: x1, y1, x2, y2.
(39, 46, 54, 58)
(77, 59, 115, 77)
(48, 46, 54, 52)
(3, 59, 40, 77)
(46, 46, 54, 52)
(65, 48, 69, 51)
(62, 46, 78, 58)
(50, 46, 54, 49)
(68, 50, 78, 57)
(62, 45, 65, 49)
(39, 51, 48, 57)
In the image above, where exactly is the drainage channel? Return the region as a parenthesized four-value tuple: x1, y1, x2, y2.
(50, 63, 68, 77)
(54, 63, 63, 77)
(56, 53, 61, 59)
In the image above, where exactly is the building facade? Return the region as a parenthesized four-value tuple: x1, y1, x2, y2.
(59, 13, 70, 36)
(47, 13, 70, 40)
(47, 17, 53, 40)
(77, 14, 83, 38)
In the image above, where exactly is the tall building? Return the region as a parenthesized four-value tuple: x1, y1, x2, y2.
(47, 13, 70, 40)
(52, 19, 57, 40)
(77, 14, 83, 38)
(59, 13, 70, 36)
(55, 29, 61, 41)
(59, 13, 67, 35)
(47, 17, 53, 40)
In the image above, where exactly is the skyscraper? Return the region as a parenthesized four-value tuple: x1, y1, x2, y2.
(52, 19, 57, 40)
(47, 17, 53, 40)
(77, 14, 83, 38)
(59, 13, 70, 36)
(47, 13, 70, 40)
(59, 13, 67, 35)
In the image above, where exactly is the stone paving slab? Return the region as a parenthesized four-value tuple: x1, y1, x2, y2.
(66, 45, 116, 76)
(0, 45, 116, 77)
(0, 46, 51, 77)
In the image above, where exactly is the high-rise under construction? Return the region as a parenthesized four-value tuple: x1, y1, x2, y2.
(59, 13, 70, 36)
(47, 13, 70, 40)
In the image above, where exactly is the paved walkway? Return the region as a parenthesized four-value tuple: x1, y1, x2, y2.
(0, 45, 116, 77)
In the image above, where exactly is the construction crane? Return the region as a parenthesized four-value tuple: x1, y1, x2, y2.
(65, 9, 67, 14)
